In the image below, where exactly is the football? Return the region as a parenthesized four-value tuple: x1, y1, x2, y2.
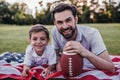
(60, 51, 83, 78)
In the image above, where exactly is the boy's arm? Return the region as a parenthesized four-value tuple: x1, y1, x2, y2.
(56, 49, 61, 62)
(41, 64, 56, 77)
(47, 64, 56, 71)
(55, 49, 62, 71)
(22, 64, 31, 77)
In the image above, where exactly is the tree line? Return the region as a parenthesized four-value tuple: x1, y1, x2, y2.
(0, 0, 120, 25)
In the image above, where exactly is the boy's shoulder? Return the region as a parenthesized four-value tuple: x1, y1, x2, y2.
(45, 44, 55, 52)
(46, 44, 54, 49)
(26, 45, 32, 49)
(26, 45, 34, 52)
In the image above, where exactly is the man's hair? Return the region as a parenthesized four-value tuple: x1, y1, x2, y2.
(29, 24, 49, 39)
(51, 3, 77, 21)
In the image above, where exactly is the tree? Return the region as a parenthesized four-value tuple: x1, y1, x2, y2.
(35, 1, 53, 24)
(13, 2, 34, 25)
(0, 0, 14, 24)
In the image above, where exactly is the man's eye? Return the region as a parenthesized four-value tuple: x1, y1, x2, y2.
(66, 18, 71, 23)
(57, 21, 63, 25)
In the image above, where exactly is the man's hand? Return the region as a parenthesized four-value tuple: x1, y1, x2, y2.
(63, 41, 88, 57)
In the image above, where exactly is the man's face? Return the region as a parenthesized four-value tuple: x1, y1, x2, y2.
(54, 10, 78, 39)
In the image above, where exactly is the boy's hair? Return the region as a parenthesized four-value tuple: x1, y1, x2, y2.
(29, 24, 49, 39)
(51, 3, 77, 21)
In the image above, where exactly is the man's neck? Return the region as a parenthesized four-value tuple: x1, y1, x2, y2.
(68, 29, 77, 41)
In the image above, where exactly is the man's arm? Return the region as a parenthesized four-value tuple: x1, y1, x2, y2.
(83, 50, 115, 72)
(63, 41, 115, 73)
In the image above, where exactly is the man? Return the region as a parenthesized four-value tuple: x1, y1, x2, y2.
(51, 3, 115, 72)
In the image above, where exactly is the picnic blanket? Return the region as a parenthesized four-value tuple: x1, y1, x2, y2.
(0, 52, 120, 80)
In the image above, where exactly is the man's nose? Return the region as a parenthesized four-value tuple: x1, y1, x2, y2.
(62, 22, 68, 29)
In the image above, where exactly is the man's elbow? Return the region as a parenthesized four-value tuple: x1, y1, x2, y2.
(109, 63, 115, 73)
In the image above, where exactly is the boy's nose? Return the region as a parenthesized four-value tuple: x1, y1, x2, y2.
(37, 40, 41, 43)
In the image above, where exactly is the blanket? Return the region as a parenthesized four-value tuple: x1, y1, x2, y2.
(0, 52, 120, 80)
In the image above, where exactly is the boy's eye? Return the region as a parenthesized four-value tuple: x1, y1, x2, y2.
(32, 37, 37, 41)
(40, 37, 46, 40)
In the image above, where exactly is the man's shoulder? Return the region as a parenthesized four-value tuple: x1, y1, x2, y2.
(52, 26, 59, 33)
(76, 24, 100, 40)
(77, 24, 97, 30)
(52, 26, 61, 37)
(77, 24, 98, 34)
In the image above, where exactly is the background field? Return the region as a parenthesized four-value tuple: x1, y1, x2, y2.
(0, 24, 120, 55)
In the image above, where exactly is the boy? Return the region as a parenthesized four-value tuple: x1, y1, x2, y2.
(22, 24, 57, 77)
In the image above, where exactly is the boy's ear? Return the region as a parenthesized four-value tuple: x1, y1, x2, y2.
(47, 38, 50, 43)
(28, 39, 31, 43)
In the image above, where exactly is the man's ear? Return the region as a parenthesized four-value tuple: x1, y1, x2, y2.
(54, 21, 56, 25)
(75, 15, 78, 24)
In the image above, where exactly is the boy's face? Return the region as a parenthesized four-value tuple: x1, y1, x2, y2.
(30, 31, 49, 56)
(54, 10, 78, 39)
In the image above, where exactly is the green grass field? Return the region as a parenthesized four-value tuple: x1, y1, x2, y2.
(0, 24, 120, 55)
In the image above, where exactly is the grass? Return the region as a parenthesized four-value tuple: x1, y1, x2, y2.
(0, 23, 120, 55)
(0, 25, 29, 53)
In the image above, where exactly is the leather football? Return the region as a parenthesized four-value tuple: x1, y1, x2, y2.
(60, 52, 83, 78)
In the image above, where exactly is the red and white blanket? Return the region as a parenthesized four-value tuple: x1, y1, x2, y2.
(0, 55, 120, 80)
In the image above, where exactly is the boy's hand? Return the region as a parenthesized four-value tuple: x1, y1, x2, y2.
(21, 65, 30, 77)
(21, 70, 28, 77)
(40, 68, 53, 77)
(56, 62, 62, 71)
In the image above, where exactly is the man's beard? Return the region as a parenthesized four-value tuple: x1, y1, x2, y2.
(59, 26, 75, 39)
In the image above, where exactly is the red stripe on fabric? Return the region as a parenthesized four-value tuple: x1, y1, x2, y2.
(0, 55, 120, 80)
(112, 57, 120, 62)
(80, 75, 99, 80)
(45, 71, 63, 80)
(0, 74, 26, 80)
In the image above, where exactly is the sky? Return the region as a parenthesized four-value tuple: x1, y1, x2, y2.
(6, 0, 120, 9)
(6, 0, 57, 15)
(6, 0, 120, 16)
(6, 0, 57, 8)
